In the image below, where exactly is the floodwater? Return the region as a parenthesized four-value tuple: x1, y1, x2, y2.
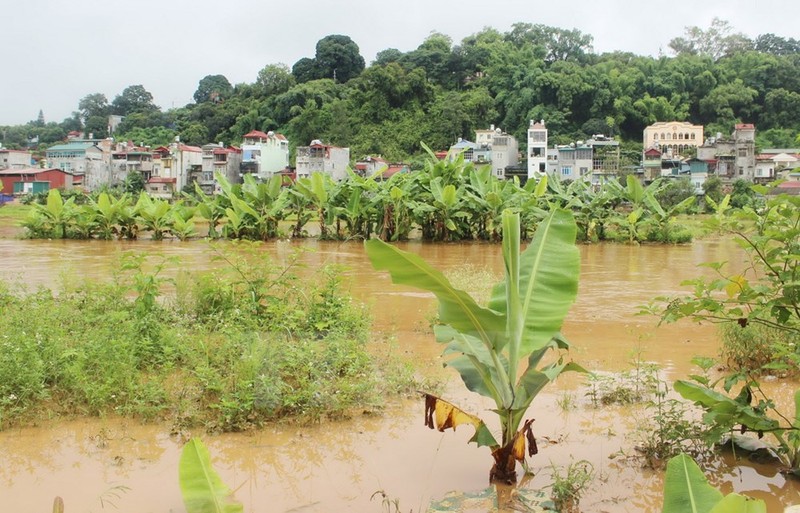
(0, 235, 798, 512)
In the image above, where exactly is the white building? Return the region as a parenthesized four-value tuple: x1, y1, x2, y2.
(295, 140, 350, 181)
(526, 120, 548, 178)
(240, 130, 290, 180)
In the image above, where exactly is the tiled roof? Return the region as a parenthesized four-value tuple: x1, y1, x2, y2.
(148, 177, 177, 184)
(244, 130, 270, 139)
(735, 123, 755, 130)
(46, 142, 96, 151)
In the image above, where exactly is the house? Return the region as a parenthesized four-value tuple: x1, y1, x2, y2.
(0, 148, 33, 170)
(643, 121, 704, 158)
(687, 158, 710, 194)
(697, 124, 756, 183)
(295, 140, 350, 181)
(354, 156, 409, 179)
(200, 143, 242, 194)
(641, 147, 663, 183)
(45, 141, 105, 190)
(448, 138, 490, 164)
(0, 168, 74, 194)
(548, 135, 620, 185)
(111, 144, 153, 186)
(757, 149, 800, 179)
(450, 126, 519, 179)
(240, 130, 290, 180)
(145, 177, 177, 199)
(152, 142, 203, 192)
(527, 120, 548, 178)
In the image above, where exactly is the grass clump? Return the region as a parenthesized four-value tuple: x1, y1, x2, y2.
(0, 245, 414, 432)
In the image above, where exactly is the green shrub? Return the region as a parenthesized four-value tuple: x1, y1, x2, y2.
(720, 322, 800, 376)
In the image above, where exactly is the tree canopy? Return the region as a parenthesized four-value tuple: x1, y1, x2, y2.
(3, 24, 799, 157)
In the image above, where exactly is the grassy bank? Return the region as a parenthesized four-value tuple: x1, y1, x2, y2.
(0, 244, 418, 431)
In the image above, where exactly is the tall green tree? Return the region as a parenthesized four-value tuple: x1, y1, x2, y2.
(193, 74, 234, 104)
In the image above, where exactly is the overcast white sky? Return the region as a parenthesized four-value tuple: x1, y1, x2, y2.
(2, 0, 798, 126)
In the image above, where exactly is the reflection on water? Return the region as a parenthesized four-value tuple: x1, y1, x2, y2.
(0, 237, 799, 511)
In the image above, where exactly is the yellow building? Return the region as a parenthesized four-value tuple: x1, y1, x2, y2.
(643, 121, 704, 157)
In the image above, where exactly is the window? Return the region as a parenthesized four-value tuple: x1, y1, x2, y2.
(691, 133, 696, 140)
(580, 167, 589, 176)
(738, 167, 744, 175)
(653, 133, 658, 140)
(530, 131, 546, 142)
(561, 167, 572, 176)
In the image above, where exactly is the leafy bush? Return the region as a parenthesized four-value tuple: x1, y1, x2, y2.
(720, 322, 800, 376)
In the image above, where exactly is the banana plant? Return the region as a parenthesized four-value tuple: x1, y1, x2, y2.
(294, 172, 335, 239)
(135, 192, 173, 240)
(90, 192, 128, 240)
(32, 188, 76, 238)
(662, 454, 765, 513)
(179, 438, 243, 513)
(170, 203, 197, 241)
(240, 173, 285, 240)
(365, 208, 583, 483)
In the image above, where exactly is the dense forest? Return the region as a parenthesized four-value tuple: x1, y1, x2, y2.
(3, 19, 799, 166)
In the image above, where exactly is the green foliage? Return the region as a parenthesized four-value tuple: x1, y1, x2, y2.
(661, 454, 765, 513)
(720, 322, 800, 376)
(366, 208, 582, 481)
(549, 460, 594, 513)
(0, 248, 399, 432)
(651, 190, 800, 472)
(179, 438, 243, 513)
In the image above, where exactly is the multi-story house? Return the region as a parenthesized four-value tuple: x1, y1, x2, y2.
(45, 141, 106, 190)
(111, 144, 153, 186)
(152, 142, 203, 192)
(643, 121, 704, 158)
(295, 140, 350, 181)
(0, 148, 33, 170)
(240, 130, 290, 181)
(449, 126, 519, 179)
(697, 123, 756, 183)
(200, 143, 242, 193)
(527, 120, 548, 178)
(548, 135, 620, 185)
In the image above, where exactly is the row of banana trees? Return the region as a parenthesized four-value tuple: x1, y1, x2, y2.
(22, 151, 697, 243)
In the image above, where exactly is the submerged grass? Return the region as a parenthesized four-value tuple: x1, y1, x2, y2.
(0, 244, 419, 432)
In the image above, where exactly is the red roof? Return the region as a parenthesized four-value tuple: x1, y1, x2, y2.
(735, 123, 755, 130)
(244, 130, 270, 139)
(644, 148, 662, 156)
(0, 167, 71, 176)
(178, 144, 202, 152)
(777, 181, 800, 188)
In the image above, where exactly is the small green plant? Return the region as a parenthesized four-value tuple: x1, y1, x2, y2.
(585, 354, 660, 407)
(634, 381, 712, 469)
(549, 459, 594, 513)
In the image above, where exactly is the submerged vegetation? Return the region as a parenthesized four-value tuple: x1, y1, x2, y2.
(0, 243, 417, 432)
(20, 157, 701, 244)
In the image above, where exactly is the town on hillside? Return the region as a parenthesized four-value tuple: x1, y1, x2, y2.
(2, 120, 799, 199)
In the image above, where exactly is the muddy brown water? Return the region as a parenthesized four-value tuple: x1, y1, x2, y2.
(0, 236, 799, 512)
